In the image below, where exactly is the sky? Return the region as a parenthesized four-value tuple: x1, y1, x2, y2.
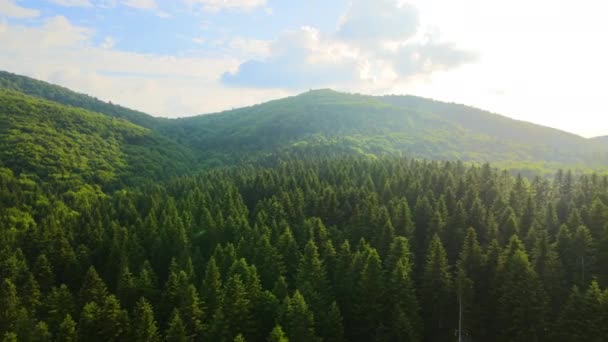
(0, 0, 607, 137)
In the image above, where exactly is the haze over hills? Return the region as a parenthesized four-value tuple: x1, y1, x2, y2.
(0, 70, 606, 182)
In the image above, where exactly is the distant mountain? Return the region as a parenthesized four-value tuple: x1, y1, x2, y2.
(591, 136, 608, 144)
(165, 89, 608, 171)
(0, 71, 606, 178)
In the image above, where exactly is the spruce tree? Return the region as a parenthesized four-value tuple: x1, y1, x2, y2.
(497, 249, 547, 342)
(0, 279, 21, 333)
(57, 314, 77, 342)
(78, 266, 108, 307)
(267, 325, 288, 342)
(421, 234, 453, 342)
(132, 297, 160, 342)
(165, 309, 189, 342)
(283, 291, 318, 342)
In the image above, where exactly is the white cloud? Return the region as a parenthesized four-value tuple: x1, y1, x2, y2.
(49, 0, 93, 7)
(123, 0, 156, 10)
(184, 0, 267, 12)
(223, 27, 361, 89)
(100, 36, 114, 49)
(228, 37, 271, 57)
(0, 16, 287, 116)
(225, 1, 476, 91)
(121, 0, 170, 17)
(0, 0, 40, 18)
(337, 0, 420, 45)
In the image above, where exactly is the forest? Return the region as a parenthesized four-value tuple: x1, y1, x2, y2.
(2, 156, 608, 341)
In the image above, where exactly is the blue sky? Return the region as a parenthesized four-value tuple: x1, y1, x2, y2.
(1, 0, 607, 137)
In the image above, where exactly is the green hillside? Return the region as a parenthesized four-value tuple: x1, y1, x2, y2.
(166, 89, 608, 172)
(0, 71, 606, 176)
(0, 89, 192, 190)
(0, 70, 164, 129)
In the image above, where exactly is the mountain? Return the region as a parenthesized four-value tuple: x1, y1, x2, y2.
(0, 70, 165, 129)
(165, 89, 608, 171)
(0, 88, 193, 190)
(0, 71, 607, 178)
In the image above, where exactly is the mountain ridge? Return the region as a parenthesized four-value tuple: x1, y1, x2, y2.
(0, 70, 606, 177)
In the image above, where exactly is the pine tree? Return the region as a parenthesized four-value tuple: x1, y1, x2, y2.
(33, 254, 54, 292)
(180, 284, 205, 340)
(277, 227, 300, 286)
(455, 227, 485, 338)
(22, 273, 41, 315)
(323, 301, 345, 342)
(296, 239, 329, 334)
(77, 295, 129, 342)
(421, 234, 453, 342)
(497, 249, 547, 342)
(445, 201, 467, 263)
(116, 265, 137, 310)
(283, 291, 318, 342)
(253, 233, 285, 289)
(32, 321, 52, 342)
(572, 225, 594, 286)
(272, 276, 289, 302)
(201, 256, 222, 315)
(0, 279, 21, 333)
(78, 266, 108, 307)
(57, 314, 77, 342)
(165, 309, 189, 342)
(388, 258, 420, 341)
(132, 297, 160, 342)
(267, 325, 289, 342)
(211, 274, 252, 341)
(553, 286, 586, 341)
(414, 196, 433, 261)
(531, 228, 565, 311)
(354, 248, 385, 341)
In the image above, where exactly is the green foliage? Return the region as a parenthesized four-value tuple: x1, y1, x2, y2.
(0, 99, 607, 342)
(132, 297, 161, 342)
(0, 89, 192, 190)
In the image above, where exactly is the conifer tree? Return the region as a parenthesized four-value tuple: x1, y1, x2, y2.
(455, 228, 485, 338)
(132, 297, 160, 342)
(296, 239, 330, 329)
(497, 249, 547, 342)
(421, 234, 453, 342)
(201, 256, 222, 315)
(283, 291, 318, 342)
(211, 274, 252, 341)
(57, 314, 77, 342)
(388, 258, 420, 341)
(32, 321, 52, 342)
(78, 266, 108, 307)
(33, 254, 54, 292)
(0, 279, 21, 333)
(165, 309, 189, 342)
(354, 248, 385, 341)
(267, 325, 288, 342)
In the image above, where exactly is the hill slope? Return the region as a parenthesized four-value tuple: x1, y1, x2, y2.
(0, 70, 165, 129)
(166, 89, 608, 171)
(0, 71, 606, 175)
(0, 89, 192, 190)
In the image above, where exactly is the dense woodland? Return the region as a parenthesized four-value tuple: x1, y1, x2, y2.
(2, 157, 608, 341)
